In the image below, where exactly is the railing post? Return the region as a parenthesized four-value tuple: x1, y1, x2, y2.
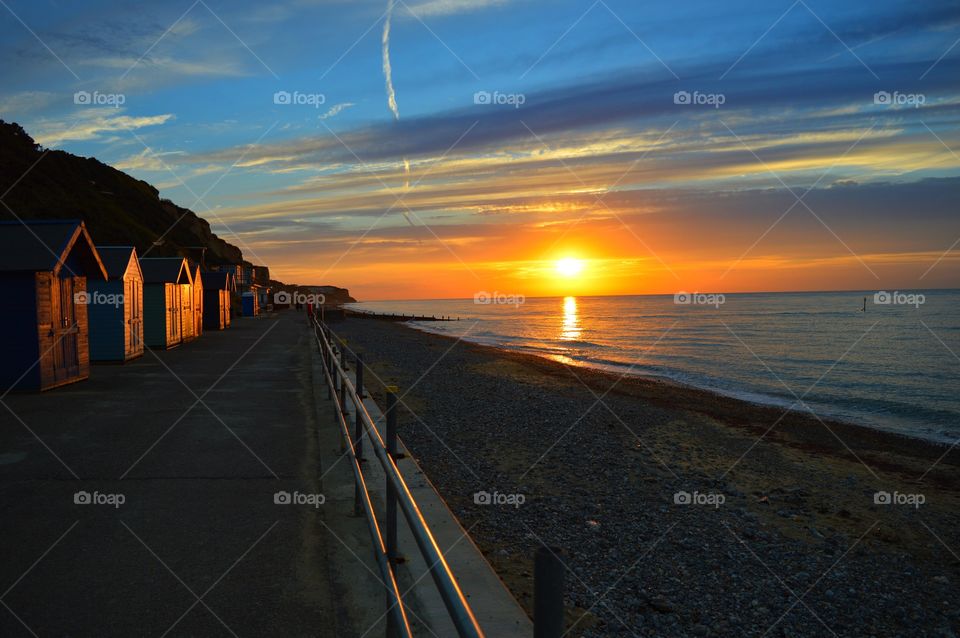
(352, 354, 365, 517)
(386, 590, 395, 638)
(534, 547, 565, 638)
(385, 386, 402, 638)
(355, 353, 364, 400)
(325, 328, 333, 401)
(338, 349, 347, 423)
(354, 353, 365, 462)
(385, 386, 399, 563)
(322, 326, 329, 379)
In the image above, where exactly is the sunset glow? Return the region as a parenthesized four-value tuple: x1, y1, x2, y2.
(556, 258, 585, 278)
(1, 1, 956, 300)
(1, 3, 958, 635)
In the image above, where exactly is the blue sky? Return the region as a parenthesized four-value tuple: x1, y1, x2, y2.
(1, 0, 958, 297)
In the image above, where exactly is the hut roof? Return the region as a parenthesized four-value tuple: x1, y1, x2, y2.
(201, 271, 233, 290)
(96, 246, 141, 279)
(139, 257, 192, 284)
(0, 220, 107, 278)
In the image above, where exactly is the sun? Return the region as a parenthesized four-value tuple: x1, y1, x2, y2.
(556, 257, 584, 277)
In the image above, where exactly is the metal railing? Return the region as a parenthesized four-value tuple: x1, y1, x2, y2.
(312, 316, 485, 638)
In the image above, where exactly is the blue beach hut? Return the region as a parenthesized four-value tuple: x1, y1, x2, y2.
(139, 257, 190, 349)
(201, 271, 233, 330)
(0, 220, 107, 391)
(87, 246, 144, 362)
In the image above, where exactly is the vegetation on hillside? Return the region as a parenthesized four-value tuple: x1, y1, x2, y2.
(0, 120, 243, 265)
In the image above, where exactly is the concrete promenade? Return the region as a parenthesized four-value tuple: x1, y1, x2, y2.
(0, 314, 386, 637)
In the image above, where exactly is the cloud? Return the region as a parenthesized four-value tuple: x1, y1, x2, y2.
(210, 176, 960, 298)
(184, 57, 960, 176)
(318, 102, 355, 120)
(30, 109, 174, 146)
(403, 0, 514, 17)
(82, 55, 249, 78)
(113, 148, 186, 171)
(0, 91, 60, 116)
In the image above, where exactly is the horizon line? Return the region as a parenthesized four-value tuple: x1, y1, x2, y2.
(352, 286, 960, 304)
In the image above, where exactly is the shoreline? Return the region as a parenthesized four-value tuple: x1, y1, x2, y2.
(403, 319, 959, 471)
(347, 292, 960, 448)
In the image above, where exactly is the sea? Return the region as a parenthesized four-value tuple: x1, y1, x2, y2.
(346, 290, 960, 444)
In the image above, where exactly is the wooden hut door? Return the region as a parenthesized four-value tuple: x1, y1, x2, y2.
(181, 284, 193, 339)
(167, 285, 181, 343)
(52, 277, 80, 381)
(195, 283, 202, 335)
(128, 280, 142, 349)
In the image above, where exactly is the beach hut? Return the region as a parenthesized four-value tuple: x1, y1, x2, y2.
(192, 263, 204, 337)
(87, 246, 144, 362)
(0, 220, 107, 391)
(139, 257, 190, 349)
(201, 271, 233, 330)
(179, 265, 196, 343)
(257, 286, 272, 313)
(241, 289, 259, 317)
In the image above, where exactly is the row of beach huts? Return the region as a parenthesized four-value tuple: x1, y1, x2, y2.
(0, 220, 275, 392)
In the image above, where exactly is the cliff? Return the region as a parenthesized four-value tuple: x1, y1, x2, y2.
(0, 120, 243, 265)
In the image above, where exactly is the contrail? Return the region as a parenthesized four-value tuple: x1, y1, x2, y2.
(381, 0, 415, 234)
(382, 0, 400, 121)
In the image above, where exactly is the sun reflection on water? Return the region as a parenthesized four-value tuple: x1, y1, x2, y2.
(560, 296, 581, 341)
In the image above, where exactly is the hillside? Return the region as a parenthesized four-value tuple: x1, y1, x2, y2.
(0, 120, 243, 265)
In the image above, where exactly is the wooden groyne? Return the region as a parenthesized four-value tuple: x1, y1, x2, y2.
(345, 309, 458, 322)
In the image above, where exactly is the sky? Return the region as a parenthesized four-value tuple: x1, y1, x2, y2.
(0, 0, 958, 300)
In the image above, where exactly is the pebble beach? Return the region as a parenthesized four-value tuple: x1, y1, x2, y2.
(333, 316, 960, 638)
